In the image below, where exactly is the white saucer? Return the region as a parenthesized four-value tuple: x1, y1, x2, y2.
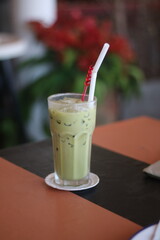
(130, 224, 157, 240)
(45, 172, 100, 191)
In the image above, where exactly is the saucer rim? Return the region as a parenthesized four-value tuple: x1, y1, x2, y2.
(45, 172, 100, 191)
(130, 223, 157, 239)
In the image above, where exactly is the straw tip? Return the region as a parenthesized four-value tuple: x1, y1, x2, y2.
(104, 43, 110, 48)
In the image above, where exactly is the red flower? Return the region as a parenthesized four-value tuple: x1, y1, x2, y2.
(29, 12, 136, 71)
(109, 35, 135, 62)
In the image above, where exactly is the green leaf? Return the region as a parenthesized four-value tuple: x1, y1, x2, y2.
(99, 54, 124, 89)
(118, 75, 129, 92)
(72, 72, 85, 94)
(62, 48, 78, 68)
(127, 65, 144, 82)
(95, 80, 108, 103)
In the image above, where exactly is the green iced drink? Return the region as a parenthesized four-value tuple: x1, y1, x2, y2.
(48, 93, 96, 186)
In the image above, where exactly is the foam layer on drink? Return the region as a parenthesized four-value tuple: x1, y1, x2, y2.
(49, 97, 94, 112)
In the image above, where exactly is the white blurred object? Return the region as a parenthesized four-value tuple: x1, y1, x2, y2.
(143, 161, 160, 180)
(152, 220, 160, 240)
(130, 223, 159, 240)
(12, 0, 57, 37)
(10, 0, 58, 72)
(10, 0, 58, 141)
(0, 33, 27, 60)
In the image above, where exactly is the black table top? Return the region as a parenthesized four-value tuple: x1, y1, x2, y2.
(0, 139, 159, 227)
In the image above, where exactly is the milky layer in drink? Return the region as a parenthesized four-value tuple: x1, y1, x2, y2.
(49, 97, 96, 180)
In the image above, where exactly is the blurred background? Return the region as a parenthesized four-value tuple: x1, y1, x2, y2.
(0, 0, 160, 148)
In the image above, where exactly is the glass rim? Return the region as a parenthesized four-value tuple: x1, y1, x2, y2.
(48, 93, 97, 104)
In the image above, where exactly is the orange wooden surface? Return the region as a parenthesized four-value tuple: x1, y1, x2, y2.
(3, 116, 158, 239)
(0, 158, 141, 240)
(93, 116, 160, 164)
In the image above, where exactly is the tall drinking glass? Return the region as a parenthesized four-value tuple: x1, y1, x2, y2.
(48, 93, 97, 186)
